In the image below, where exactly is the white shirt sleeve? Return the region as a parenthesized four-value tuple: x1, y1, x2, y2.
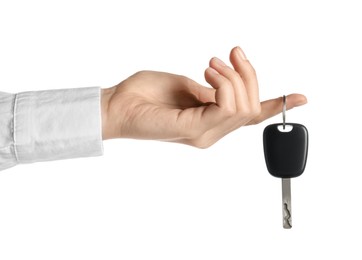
(0, 87, 103, 171)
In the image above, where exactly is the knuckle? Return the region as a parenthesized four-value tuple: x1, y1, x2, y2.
(133, 70, 149, 77)
(238, 104, 261, 119)
(251, 105, 261, 118)
(219, 78, 233, 89)
(228, 69, 242, 81)
(223, 105, 237, 117)
(222, 68, 243, 85)
(242, 105, 261, 125)
(238, 107, 251, 117)
(190, 138, 214, 149)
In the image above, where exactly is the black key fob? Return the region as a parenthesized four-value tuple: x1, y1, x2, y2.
(263, 123, 308, 179)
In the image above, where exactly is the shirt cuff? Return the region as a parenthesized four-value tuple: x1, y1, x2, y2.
(0, 92, 17, 171)
(2, 87, 104, 170)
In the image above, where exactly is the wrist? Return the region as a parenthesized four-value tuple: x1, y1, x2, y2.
(101, 87, 117, 140)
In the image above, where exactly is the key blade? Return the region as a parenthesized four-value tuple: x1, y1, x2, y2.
(282, 179, 292, 229)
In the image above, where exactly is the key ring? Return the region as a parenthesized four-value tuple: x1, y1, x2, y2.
(282, 95, 286, 130)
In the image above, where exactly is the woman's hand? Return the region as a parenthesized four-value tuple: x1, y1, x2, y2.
(101, 46, 307, 148)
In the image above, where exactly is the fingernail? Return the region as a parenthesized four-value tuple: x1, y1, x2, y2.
(213, 57, 226, 66)
(236, 46, 247, 60)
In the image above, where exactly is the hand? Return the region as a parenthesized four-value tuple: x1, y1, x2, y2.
(101, 46, 307, 148)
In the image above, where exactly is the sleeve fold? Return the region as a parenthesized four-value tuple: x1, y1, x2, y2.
(0, 87, 104, 171)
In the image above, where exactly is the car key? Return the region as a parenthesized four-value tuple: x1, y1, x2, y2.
(263, 96, 308, 229)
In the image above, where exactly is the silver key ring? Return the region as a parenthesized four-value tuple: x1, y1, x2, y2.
(282, 95, 286, 129)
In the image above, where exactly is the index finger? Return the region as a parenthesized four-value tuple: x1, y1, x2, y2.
(248, 94, 307, 125)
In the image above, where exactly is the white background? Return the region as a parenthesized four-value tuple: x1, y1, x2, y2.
(0, 0, 361, 259)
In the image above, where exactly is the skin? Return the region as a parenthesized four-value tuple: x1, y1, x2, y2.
(100, 46, 307, 148)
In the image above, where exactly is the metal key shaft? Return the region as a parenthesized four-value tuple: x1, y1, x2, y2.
(282, 178, 292, 229)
